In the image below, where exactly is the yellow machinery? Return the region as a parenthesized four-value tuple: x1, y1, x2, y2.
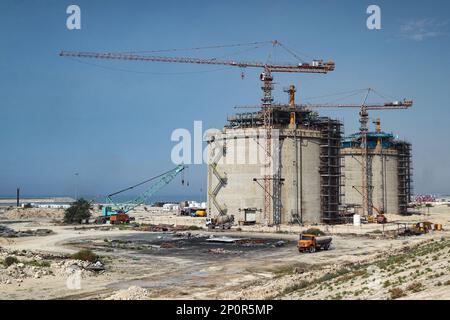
(411, 221, 433, 234)
(195, 210, 207, 217)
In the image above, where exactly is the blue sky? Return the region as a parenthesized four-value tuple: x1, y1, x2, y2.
(1, 0, 450, 200)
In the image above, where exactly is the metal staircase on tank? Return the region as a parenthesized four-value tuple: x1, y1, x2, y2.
(208, 140, 228, 216)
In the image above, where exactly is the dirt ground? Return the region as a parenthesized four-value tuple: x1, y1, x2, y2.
(0, 205, 449, 300)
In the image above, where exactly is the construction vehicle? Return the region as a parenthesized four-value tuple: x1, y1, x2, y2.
(351, 185, 387, 224)
(411, 221, 433, 234)
(366, 204, 387, 224)
(95, 165, 186, 224)
(367, 211, 387, 224)
(193, 210, 207, 217)
(206, 214, 234, 229)
(95, 209, 135, 225)
(179, 206, 206, 217)
(297, 234, 332, 253)
(397, 221, 443, 236)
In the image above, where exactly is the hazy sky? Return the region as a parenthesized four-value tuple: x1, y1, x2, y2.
(1, 0, 450, 199)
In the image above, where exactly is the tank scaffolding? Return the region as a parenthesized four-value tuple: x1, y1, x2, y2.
(318, 117, 344, 224)
(396, 141, 413, 214)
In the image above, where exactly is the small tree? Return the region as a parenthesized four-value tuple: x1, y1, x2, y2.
(302, 228, 326, 236)
(72, 249, 98, 262)
(64, 198, 92, 224)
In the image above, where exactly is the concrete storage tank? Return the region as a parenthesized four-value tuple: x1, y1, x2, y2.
(207, 104, 343, 225)
(341, 127, 412, 215)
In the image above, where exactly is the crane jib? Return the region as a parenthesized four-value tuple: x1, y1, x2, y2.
(106, 165, 185, 213)
(59, 51, 335, 73)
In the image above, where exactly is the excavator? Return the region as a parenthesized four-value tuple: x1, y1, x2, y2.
(95, 165, 186, 224)
(351, 186, 387, 224)
(368, 207, 387, 224)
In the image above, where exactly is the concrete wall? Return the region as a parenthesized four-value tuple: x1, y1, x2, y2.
(342, 148, 399, 214)
(280, 130, 322, 223)
(207, 127, 323, 224)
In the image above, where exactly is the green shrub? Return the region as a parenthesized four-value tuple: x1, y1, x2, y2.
(71, 249, 97, 262)
(302, 228, 325, 236)
(389, 287, 406, 299)
(25, 260, 51, 268)
(4, 256, 19, 267)
(187, 225, 202, 230)
(407, 282, 424, 293)
(282, 280, 310, 294)
(64, 198, 92, 224)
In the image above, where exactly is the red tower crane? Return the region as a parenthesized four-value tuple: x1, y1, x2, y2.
(60, 41, 335, 226)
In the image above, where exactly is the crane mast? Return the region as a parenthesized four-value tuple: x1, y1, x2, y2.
(60, 42, 335, 226)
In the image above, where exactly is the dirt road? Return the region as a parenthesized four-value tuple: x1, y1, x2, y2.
(1, 206, 449, 300)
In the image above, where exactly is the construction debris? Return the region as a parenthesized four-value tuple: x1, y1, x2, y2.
(274, 240, 285, 247)
(235, 239, 266, 245)
(160, 242, 177, 249)
(0, 247, 106, 286)
(85, 261, 105, 272)
(0, 225, 53, 238)
(136, 224, 198, 232)
(208, 248, 243, 255)
(106, 286, 151, 300)
(206, 236, 242, 243)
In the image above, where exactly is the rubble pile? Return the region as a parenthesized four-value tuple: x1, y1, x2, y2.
(0, 225, 53, 238)
(0, 247, 105, 285)
(136, 224, 198, 232)
(106, 286, 151, 300)
(235, 239, 267, 245)
(208, 248, 243, 255)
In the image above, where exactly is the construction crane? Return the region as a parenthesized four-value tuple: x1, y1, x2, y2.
(97, 165, 186, 224)
(60, 41, 335, 226)
(286, 87, 413, 219)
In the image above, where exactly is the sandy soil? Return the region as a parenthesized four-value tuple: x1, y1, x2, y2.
(0, 208, 65, 220)
(0, 205, 449, 300)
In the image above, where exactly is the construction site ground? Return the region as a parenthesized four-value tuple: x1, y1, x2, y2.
(0, 205, 449, 300)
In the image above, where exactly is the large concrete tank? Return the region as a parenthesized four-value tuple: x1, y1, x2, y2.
(342, 131, 412, 215)
(207, 107, 343, 225)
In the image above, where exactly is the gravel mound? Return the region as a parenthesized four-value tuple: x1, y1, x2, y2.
(106, 286, 151, 300)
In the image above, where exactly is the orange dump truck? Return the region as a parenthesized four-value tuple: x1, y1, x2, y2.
(297, 234, 332, 253)
(109, 213, 134, 224)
